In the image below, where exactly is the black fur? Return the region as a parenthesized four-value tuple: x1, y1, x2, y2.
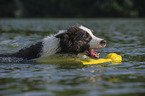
(0, 41, 43, 60)
(55, 25, 92, 55)
(0, 25, 93, 61)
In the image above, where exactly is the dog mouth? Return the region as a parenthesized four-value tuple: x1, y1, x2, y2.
(86, 49, 100, 58)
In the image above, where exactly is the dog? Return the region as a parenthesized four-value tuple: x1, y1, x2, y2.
(0, 25, 106, 61)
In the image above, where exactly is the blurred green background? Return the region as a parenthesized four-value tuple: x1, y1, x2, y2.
(0, 0, 145, 18)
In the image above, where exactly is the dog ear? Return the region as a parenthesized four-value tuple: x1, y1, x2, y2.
(56, 25, 92, 54)
(60, 31, 91, 54)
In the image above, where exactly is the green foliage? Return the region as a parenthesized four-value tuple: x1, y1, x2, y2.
(0, 0, 144, 17)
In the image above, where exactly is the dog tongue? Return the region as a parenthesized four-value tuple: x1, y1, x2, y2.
(87, 49, 99, 58)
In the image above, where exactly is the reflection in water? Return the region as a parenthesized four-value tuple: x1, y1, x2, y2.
(109, 78, 119, 82)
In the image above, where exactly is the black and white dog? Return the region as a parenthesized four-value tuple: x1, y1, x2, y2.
(0, 25, 106, 61)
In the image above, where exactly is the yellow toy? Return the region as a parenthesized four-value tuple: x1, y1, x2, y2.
(81, 53, 122, 65)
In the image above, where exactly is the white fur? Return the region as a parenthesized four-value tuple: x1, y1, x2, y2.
(40, 25, 105, 58)
(41, 36, 60, 57)
(79, 25, 104, 49)
(54, 30, 66, 36)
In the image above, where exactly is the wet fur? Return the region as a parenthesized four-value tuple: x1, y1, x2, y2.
(0, 25, 105, 61)
(0, 42, 43, 60)
(55, 26, 92, 54)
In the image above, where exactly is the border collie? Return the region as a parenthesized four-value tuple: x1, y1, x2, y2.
(0, 25, 106, 61)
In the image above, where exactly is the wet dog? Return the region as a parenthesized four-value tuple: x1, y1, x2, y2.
(0, 25, 106, 61)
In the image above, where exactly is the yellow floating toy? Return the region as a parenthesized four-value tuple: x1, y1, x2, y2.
(81, 53, 122, 65)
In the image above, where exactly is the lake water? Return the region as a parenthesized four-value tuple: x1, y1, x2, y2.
(0, 18, 145, 96)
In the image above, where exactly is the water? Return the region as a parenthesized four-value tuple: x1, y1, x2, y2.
(0, 18, 145, 96)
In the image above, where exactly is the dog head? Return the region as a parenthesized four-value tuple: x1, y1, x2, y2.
(55, 25, 106, 58)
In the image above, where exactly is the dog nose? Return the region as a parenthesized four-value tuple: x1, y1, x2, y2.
(100, 40, 106, 45)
